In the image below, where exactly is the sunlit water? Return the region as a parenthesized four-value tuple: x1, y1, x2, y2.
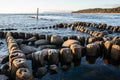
(0, 13, 120, 80)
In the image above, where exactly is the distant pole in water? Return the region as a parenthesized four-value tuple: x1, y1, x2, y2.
(37, 8, 39, 19)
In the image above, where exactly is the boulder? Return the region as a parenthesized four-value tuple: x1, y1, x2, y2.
(110, 45, 120, 66)
(9, 53, 26, 70)
(20, 44, 37, 54)
(48, 49, 59, 65)
(36, 67, 47, 78)
(34, 39, 49, 46)
(62, 39, 80, 48)
(50, 35, 64, 46)
(0, 63, 9, 74)
(86, 43, 100, 64)
(86, 43, 99, 56)
(104, 41, 113, 54)
(70, 44, 83, 60)
(16, 68, 33, 80)
(32, 49, 49, 68)
(60, 48, 73, 65)
(111, 45, 120, 60)
(103, 41, 113, 65)
(87, 37, 96, 44)
(112, 36, 119, 43)
(11, 58, 28, 79)
(15, 39, 24, 45)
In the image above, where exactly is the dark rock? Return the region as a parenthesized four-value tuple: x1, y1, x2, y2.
(38, 45, 57, 50)
(15, 39, 24, 45)
(50, 35, 64, 46)
(16, 68, 33, 80)
(61, 65, 70, 72)
(48, 49, 59, 65)
(49, 65, 58, 74)
(38, 34, 46, 39)
(110, 45, 120, 67)
(34, 39, 49, 46)
(70, 44, 83, 60)
(27, 36, 37, 42)
(36, 67, 47, 78)
(0, 55, 9, 64)
(0, 63, 9, 74)
(11, 58, 28, 79)
(60, 48, 73, 65)
(20, 44, 37, 54)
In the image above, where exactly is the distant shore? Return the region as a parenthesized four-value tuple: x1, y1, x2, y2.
(72, 13, 120, 14)
(72, 6, 120, 14)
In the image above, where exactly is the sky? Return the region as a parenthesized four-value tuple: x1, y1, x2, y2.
(0, 0, 120, 13)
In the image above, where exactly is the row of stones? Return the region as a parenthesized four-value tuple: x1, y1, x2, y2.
(13, 35, 120, 76)
(46, 23, 116, 38)
(23, 34, 120, 78)
(57, 22, 120, 33)
(6, 32, 33, 80)
(1, 31, 119, 79)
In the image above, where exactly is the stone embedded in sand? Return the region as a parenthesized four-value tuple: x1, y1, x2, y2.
(34, 39, 49, 46)
(16, 68, 33, 80)
(60, 48, 73, 65)
(20, 44, 37, 54)
(50, 35, 64, 46)
(62, 39, 80, 48)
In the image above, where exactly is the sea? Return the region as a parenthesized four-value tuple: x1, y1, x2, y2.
(0, 13, 120, 80)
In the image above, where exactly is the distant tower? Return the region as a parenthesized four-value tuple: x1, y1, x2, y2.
(37, 8, 39, 19)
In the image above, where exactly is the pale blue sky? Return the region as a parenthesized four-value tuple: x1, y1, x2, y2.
(0, 0, 120, 13)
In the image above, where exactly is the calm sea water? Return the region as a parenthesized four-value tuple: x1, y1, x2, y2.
(0, 13, 120, 80)
(0, 13, 120, 28)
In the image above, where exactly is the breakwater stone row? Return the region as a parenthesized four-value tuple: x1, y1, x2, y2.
(0, 21, 120, 80)
(6, 32, 33, 80)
